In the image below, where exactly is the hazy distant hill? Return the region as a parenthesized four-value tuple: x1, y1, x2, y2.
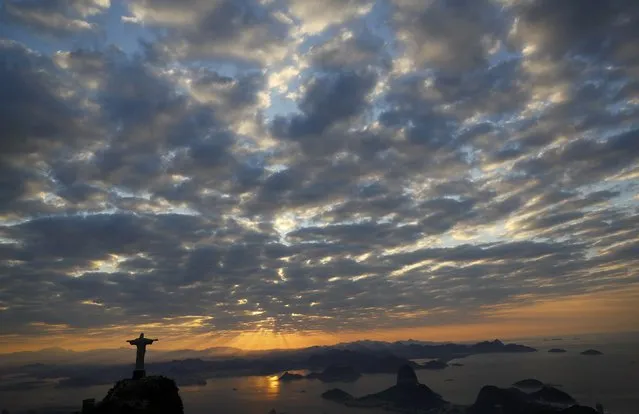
(0, 346, 245, 367)
(306, 338, 536, 361)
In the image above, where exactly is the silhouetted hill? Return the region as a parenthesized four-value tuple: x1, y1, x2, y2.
(561, 407, 599, 414)
(580, 349, 603, 356)
(306, 349, 416, 373)
(469, 385, 586, 414)
(94, 376, 183, 414)
(385, 338, 537, 361)
(421, 359, 448, 369)
(321, 388, 354, 402)
(278, 371, 304, 381)
(469, 385, 535, 414)
(306, 364, 361, 382)
(531, 386, 576, 405)
(514, 378, 545, 388)
(349, 365, 448, 410)
(302, 339, 535, 373)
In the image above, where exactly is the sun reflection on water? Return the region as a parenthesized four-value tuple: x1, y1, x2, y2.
(249, 375, 280, 399)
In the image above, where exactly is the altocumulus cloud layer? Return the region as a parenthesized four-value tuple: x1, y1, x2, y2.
(0, 0, 638, 345)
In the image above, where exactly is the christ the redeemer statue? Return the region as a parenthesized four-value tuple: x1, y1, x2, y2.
(127, 333, 158, 379)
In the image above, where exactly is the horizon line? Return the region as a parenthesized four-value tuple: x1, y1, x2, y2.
(2, 329, 638, 357)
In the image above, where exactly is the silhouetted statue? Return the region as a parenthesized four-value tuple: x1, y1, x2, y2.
(127, 333, 158, 379)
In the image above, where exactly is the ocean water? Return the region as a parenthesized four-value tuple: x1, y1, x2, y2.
(1, 332, 637, 414)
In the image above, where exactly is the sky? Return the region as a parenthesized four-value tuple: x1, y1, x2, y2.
(0, 0, 638, 353)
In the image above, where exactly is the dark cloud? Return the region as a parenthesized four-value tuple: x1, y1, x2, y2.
(7, 214, 164, 260)
(0, 41, 108, 220)
(515, 128, 639, 187)
(515, 0, 615, 58)
(513, 0, 639, 78)
(0, 164, 37, 212)
(0, 41, 90, 158)
(393, 0, 507, 71)
(272, 69, 377, 142)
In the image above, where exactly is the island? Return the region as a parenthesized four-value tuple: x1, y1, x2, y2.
(549, 348, 568, 353)
(530, 386, 576, 405)
(306, 365, 361, 382)
(580, 349, 603, 356)
(345, 365, 449, 411)
(420, 359, 448, 370)
(513, 378, 544, 388)
(321, 388, 354, 402)
(468, 384, 596, 414)
(278, 371, 304, 381)
(469, 385, 532, 413)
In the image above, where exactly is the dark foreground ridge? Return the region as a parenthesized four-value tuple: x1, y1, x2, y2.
(93, 376, 183, 414)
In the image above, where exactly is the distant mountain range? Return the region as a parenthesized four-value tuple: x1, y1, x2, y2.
(0, 338, 534, 367)
(0, 339, 537, 389)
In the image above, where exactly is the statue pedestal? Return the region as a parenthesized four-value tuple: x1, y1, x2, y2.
(81, 398, 95, 414)
(132, 369, 146, 380)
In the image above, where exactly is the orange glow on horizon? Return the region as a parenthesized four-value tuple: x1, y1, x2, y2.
(1, 284, 638, 354)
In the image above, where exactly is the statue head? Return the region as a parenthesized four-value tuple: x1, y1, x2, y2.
(139, 332, 144, 338)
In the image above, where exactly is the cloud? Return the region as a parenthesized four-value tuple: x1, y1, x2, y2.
(0, 41, 91, 159)
(2, 0, 110, 38)
(513, 0, 615, 58)
(288, 0, 373, 35)
(392, 0, 507, 71)
(308, 27, 389, 71)
(273, 69, 378, 140)
(123, 0, 291, 64)
(514, 128, 639, 187)
(1, 0, 639, 346)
